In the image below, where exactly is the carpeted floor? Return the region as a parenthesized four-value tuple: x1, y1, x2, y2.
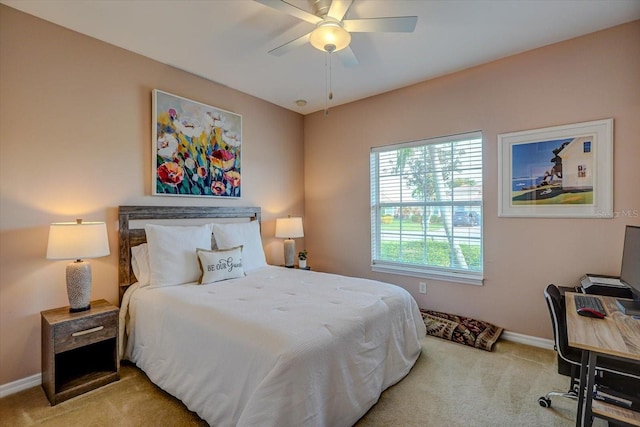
(0, 336, 606, 427)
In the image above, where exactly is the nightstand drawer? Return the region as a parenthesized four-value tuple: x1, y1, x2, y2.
(54, 311, 117, 353)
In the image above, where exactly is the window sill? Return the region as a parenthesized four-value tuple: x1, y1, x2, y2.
(371, 264, 483, 286)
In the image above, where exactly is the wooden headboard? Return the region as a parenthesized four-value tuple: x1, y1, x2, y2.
(118, 205, 261, 300)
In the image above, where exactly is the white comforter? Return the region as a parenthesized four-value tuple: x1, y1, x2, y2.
(121, 266, 426, 427)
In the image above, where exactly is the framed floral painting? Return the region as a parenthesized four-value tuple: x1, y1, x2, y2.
(152, 90, 242, 198)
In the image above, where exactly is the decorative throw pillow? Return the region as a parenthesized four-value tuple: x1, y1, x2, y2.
(211, 221, 267, 272)
(196, 246, 245, 284)
(145, 223, 213, 287)
(131, 243, 151, 287)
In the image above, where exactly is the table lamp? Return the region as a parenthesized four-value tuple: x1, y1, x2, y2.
(46, 219, 110, 312)
(275, 216, 304, 268)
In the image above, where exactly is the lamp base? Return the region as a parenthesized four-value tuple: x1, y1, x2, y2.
(283, 239, 296, 268)
(69, 304, 91, 313)
(66, 260, 92, 312)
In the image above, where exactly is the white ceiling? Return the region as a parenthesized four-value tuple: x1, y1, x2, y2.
(3, 0, 640, 114)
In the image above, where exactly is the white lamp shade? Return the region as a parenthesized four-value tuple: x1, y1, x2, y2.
(46, 221, 110, 260)
(275, 217, 304, 239)
(309, 22, 351, 52)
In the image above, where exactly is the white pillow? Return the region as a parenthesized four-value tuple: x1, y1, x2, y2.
(131, 243, 151, 287)
(211, 221, 266, 272)
(196, 246, 245, 284)
(145, 223, 213, 287)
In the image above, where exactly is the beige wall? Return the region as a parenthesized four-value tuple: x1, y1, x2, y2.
(0, 6, 304, 385)
(304, 20, 640, 340)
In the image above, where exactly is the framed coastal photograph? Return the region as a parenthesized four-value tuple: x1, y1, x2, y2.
(498, 119, 613, 218)
(152, 89, 242, 198)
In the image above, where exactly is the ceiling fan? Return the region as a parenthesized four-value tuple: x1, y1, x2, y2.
(255, 0, 418, 67)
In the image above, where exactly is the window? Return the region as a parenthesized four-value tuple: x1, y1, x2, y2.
(370, 131, 483, 285)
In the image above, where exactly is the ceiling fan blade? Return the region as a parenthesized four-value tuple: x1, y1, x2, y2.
(327, 0, 353, 21)
(254, 0, 323, 25)
(336, 46, 359, 67)
(268, 32, 312, 56)
(343, 16, 418, 33)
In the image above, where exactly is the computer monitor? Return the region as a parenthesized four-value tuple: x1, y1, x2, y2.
(617, 225, 640, 315)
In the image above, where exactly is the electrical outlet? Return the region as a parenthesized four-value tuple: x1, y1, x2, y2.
(419, 282, 427, 294)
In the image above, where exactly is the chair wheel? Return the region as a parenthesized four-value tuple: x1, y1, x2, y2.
(538, 397, 551, 408)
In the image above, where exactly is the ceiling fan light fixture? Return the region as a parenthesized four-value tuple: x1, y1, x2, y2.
(309, 21, 351, 53)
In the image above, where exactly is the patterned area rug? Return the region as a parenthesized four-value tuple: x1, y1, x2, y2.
(420, 310, 504, 351)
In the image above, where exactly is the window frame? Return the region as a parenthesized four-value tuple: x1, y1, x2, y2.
(370, 131, 484, 286)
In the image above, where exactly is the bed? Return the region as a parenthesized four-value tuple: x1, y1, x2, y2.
(118, 205, 426, 427)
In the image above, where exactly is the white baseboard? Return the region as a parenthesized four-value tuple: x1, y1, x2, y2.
(501, 331, 554, 350)
(0, 373, 41, 398)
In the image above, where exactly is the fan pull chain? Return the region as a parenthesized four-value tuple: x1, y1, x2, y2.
(328, 51, 333, 102)
(324, 45, 336, 116)
(324, 52, 330, 116)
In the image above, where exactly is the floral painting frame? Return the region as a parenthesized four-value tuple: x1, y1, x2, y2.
(152, 90, 242, 198)
(498, 119, 613, 218)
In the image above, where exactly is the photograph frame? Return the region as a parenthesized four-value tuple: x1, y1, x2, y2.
(498, 118, 613, 218)
(152, 89, 242, 198)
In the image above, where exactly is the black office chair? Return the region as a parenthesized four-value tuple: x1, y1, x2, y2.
(538, 284, 640, 408)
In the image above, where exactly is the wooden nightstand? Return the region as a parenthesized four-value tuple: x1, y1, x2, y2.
(41, 299, 119, 405)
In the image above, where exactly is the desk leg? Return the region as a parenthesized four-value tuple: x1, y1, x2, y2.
(582, 351, 597, 427)
(576, 350, 588, 427)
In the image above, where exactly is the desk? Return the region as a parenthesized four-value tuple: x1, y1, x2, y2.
(565, 292, 640, 426)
